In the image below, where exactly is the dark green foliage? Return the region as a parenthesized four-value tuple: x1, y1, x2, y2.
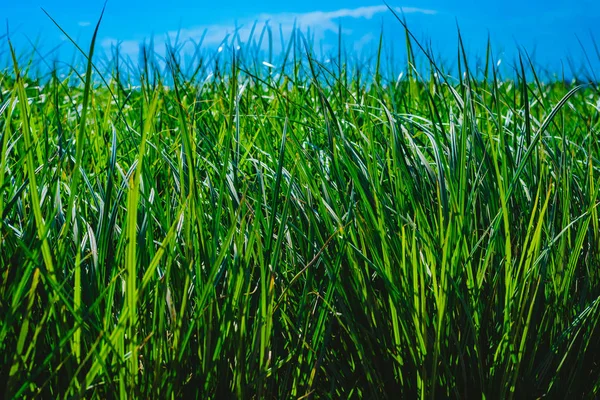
(1, 18, 600, 399)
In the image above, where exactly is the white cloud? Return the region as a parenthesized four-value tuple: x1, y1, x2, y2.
(101, 5, 436, 59)
(78, 21, 91, 27)
(258, 5, 435, 30)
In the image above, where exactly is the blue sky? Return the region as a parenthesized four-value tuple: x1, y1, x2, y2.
(3, 1, 600, 79)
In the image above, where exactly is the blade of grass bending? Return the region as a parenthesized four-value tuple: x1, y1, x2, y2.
(97, 125, 118, 283)
(8, 41, 56, 282)
(47, 3, 107, 265)
(505, 84, 585, 201)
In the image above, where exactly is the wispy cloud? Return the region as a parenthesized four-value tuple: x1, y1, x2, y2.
(255, 5, 435, 31)
(253, 5, 436, 37)
(101, 5, 436, 58)
(78, 21, 91, 27)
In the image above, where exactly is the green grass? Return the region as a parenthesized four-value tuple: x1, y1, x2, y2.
(1, 14, 600, 399)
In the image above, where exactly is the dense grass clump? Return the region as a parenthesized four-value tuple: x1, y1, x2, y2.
(1, 16, 600, 399)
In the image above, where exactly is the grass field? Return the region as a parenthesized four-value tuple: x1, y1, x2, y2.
(1, 12, 600, 399)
